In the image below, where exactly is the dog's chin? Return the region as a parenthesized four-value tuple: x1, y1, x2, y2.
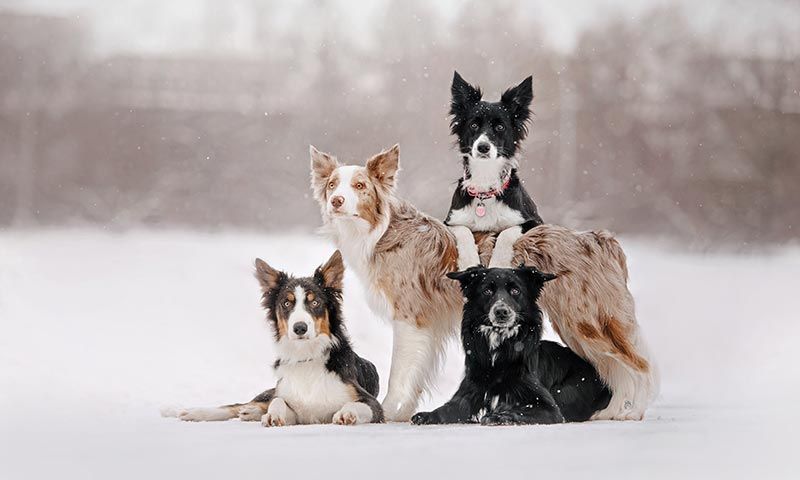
(326, 210, 361, 220)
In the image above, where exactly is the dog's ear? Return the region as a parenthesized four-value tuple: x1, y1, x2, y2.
(315, 250, 345, 291)
(366, 144, 400, 191)
(501, 75, 533, 131)
(310, 145, 339, 200)
(450, 71, 482, 116)
(255, 258, 287, 295)
(515, 265, 557, 287)
(446, 265, 486, 286)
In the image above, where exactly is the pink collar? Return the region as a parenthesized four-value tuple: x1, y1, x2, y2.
(464, 175, 511, 200)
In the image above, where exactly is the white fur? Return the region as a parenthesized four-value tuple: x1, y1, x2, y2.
(237, 405, 263, 421)
(447, 197, 525, 232)
(381, 321, 447, 422)
(176, 407, 235, 422)
(489, 226, 523, 267)
(286, 285, 315, 340)
(327, 165, 360, 216)
(275, 331, 335, 364)
(262, 397, 296, 427)
(274, 356, 356, 424)
(479, 324, 520, 351)
(332, 401, 373, 425)
(591, 336, 659, 421)
(321, 166, 450, 423)
(323, 213, 393, 322)
(471, 134, 498, 164)
(449, 225, 481, 269)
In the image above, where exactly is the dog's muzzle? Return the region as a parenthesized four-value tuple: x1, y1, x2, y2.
(489, 301, 516, 326)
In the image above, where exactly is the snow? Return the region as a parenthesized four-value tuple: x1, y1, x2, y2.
(0, 230, 798, 479)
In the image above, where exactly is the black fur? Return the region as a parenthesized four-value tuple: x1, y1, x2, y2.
(445, 71, 544, 231)
(254, 254, 384, 423)
(411, 266, 610, 426)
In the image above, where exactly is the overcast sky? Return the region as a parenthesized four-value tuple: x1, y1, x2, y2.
(0, 0, 797, 57)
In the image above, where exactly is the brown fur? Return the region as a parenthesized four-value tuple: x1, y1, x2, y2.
(315, 310, 331, 337)
(310, 145, 656, 421)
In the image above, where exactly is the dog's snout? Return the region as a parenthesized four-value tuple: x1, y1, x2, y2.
(477, 142, 491, 154)
(292, 322, 308, 336)
(330, 195, 344, 209)
(494, 304, 512, 320)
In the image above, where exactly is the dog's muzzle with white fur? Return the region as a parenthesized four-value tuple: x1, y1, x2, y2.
(489, 300, 516, 326)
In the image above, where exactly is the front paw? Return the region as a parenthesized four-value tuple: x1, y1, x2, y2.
(480, 412, 518, 426)
(411, 411, 441, 425)
(332, 402, 372, 425)
(261, 412, 286, 427)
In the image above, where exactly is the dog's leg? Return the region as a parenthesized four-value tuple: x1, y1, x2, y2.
(173, 405, 241, 422)
(481, 383, 564, 426)
(237, 402, 271, 421)
(449, 225, 481, 269)
(488, 226, 522, 268)
(261, 397, 297, 427)
(411, 379, 480, 425)
(382, 320, 443, 422)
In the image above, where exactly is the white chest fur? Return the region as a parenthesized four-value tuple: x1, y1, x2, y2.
(275, 359, 355, 424)
(448, 197, 525, 232)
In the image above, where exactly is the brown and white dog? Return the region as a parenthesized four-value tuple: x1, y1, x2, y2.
(310, 145, 657, 421)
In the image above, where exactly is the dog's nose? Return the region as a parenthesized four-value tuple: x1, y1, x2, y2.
(493, 305, 512, 321)
(330, 196, 344, 209)
(293, 322, 308, 336)
(477, 142, 491, 154)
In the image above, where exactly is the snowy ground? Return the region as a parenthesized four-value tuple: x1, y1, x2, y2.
(0, 230, 798, 479)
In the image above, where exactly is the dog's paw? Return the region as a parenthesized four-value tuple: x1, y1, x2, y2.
(261, 398, 291, 427)
(238, 405, 264, 422)
(480, 412, 517, 426)
(261, 412, 286, 427)
(333, 402, 372, 425)
(410, 411, 441, 425)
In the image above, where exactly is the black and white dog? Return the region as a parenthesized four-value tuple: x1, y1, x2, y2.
(444, 71, 544, 269)
(411, 266, 610, 425)
(163, 251, 384, 426)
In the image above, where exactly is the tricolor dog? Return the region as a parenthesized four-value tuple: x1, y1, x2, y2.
(311, 145, 656, 421)
(413, 266, 611, 426)
(163, 251, 384, 426)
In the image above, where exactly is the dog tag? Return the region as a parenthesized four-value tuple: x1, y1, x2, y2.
(476, 203, 486, 217)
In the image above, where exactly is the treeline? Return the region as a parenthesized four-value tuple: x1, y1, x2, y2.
(0, 2, 797, 246)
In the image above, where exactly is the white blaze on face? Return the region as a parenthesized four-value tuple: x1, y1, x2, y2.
(471, 133, 498, 160)
(328, 165, 360, 216)
(465, 134, 506, 191)
(287, 286, 316, 340)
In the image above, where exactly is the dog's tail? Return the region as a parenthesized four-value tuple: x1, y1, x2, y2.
(592, 230, 629, 282)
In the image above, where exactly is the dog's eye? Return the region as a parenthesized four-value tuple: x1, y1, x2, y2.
(483, 288, 493, 296)
(509, 287, 520, 296)
(283, 301, 291, 308)
(311, 300, 319, 307)
(355, 182, 365, 190)
(328, 181, 335, 189)
(470, 123, 479, 130)
(495, 124, 505, 132)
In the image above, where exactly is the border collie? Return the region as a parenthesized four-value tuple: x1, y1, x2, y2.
(412, 266, 611, 425)
(162, 251, 384, 426)
(310, 145, 656, 421)
(445, 71, 544, 270)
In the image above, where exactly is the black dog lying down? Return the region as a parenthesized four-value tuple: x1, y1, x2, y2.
(412, 266, 610, 425)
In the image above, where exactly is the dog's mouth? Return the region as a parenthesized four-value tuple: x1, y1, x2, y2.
(328, 210, 359, 219)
